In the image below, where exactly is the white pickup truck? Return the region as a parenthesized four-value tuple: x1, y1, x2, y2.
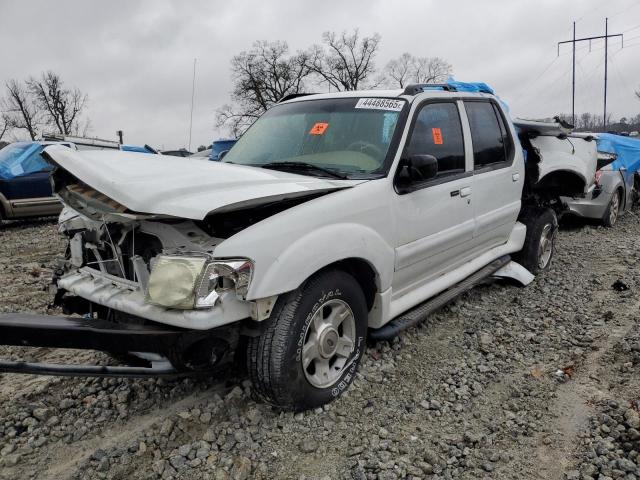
(0, 84, 597, 410)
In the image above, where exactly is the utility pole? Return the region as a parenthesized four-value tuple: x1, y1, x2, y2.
(604, 18, 608, 129)
(188, 58, 196, 152)
(572, 22, 576, 125)
(557, 19, 623, 130)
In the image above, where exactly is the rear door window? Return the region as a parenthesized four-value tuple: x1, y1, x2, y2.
(465, 101, 512, 170)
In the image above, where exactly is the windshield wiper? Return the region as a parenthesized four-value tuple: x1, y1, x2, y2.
(257, 161, 349, 180)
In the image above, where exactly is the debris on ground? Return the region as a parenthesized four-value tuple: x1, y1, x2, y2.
(0, 211, 639, 479)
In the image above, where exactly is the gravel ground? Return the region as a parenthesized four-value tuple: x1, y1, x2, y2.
(0, 210, 639, 480)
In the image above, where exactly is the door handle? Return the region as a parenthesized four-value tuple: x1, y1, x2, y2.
(460, 186, 472, 197)
(512, 173, 520, 182)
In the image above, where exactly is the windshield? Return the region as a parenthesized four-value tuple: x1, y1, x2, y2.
(222, 97, 406, 178)
(0, 142, 46, 179)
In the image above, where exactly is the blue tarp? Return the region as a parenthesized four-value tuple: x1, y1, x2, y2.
(597, 133, 640, 173)
(0, 142, 49, 179)
(445, 77, 510, 113)
(445, 78, 495, 95)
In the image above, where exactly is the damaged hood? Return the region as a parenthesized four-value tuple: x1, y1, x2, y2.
(44, 145, 362, 220)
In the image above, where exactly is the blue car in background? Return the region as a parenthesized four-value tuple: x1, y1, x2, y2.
(210, 139, 236, 160)
(0, 141, 72, 221)
(120, 144, 158, 154)
(191, 139, 237, 161)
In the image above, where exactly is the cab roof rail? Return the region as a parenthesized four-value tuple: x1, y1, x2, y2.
(278, 93, 318, 103)
(403, 83, 458, 95)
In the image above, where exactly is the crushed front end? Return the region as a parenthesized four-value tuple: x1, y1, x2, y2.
(0, 181, 259, 378)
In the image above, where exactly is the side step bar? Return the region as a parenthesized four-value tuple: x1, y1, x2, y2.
(369, 255, 511, 341)
(0, 361, 188, 378)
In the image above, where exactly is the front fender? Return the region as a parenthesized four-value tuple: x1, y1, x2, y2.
(246, 222, 394, 299)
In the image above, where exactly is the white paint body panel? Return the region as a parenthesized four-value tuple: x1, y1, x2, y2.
(492, 260, 535, 286)
(44, 145, 360, 220)
(50, 89, 587, 331)
(530, 135, 597, 195)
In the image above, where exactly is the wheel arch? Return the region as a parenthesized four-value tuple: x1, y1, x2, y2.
(240, 222, 394, 302)
(314, 257, 379, 312)
(0, 191, 10, 219)
(534, 169, 586, 198)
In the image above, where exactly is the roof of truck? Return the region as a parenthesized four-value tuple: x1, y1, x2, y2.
(282, 88, 496, 104)
(281, 80, 499, 104)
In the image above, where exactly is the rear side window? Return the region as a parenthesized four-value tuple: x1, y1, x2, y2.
(465, 101, 512, 169)
(405, 102, 465, 177)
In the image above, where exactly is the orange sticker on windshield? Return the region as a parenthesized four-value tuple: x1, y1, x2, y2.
(309, 122, 329, 135)
(432, 128, 443, 145)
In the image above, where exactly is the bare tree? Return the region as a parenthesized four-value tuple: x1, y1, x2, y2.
(27, 71, 88, 135)
(382, 53, 414, 88)
(578, 112, 594, 131)
(381, 53, 452, 88)
(0, 116, 7, 142)
(636, 87, 640, 101)
(2, 79, 42, 140)
(413, 57, 452, 84)
(216, 41, 315, 135)
(309, 30, 381, 91)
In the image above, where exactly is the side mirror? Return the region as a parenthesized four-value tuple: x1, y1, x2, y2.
(401, 154, 438, 182)
(217, 150, 229, 161)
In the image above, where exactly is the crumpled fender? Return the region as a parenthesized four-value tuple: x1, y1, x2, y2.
(220, 221, 394, 300)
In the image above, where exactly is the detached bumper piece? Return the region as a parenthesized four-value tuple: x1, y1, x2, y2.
(0, 313, 224, 378)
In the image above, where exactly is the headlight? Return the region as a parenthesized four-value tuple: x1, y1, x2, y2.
(146, 255, 207, 309)
(196, 259, 253, 307)
(146, 255, 253, 310)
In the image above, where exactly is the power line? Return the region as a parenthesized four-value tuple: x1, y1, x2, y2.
(557, 18, 624, 127)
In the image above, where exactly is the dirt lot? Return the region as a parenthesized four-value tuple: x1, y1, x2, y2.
(0, 212, 639, 480)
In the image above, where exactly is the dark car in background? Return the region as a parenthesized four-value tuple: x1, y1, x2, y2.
(0, 141, 73, 221)
(161, 148, 192, 157)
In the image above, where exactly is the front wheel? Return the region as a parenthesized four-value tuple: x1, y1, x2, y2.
(247, 270, 367, 410)
(514, 208, 558, 275)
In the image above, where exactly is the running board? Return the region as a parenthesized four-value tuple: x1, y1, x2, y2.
(369, 255, 511, 341)
(0, 360, 192, 378)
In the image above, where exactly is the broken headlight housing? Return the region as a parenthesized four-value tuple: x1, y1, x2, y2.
(146, 255, 253, 310)
(195, 259, 253, 307)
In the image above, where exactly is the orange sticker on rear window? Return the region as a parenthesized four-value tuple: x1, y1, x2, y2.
(309, 122, 329, 135)
(432, 128, 443, 145)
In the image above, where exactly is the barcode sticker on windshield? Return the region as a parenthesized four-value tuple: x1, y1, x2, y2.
(355, 98, 404, 111)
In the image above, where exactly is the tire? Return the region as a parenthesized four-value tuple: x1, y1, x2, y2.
(602, 189, 622, 228)
(514, 208, 558, 275)
(247, 269, 367, 410)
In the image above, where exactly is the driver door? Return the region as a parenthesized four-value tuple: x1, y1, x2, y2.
(391, 101, 475, 298)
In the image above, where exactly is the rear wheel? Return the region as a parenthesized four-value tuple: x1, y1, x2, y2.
(602, 189, 622, 228)
(514, 208, 558, 275)
(247, 270, 367, 410)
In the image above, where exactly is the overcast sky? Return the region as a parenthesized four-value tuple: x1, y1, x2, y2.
(1, 0, 639, 149)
